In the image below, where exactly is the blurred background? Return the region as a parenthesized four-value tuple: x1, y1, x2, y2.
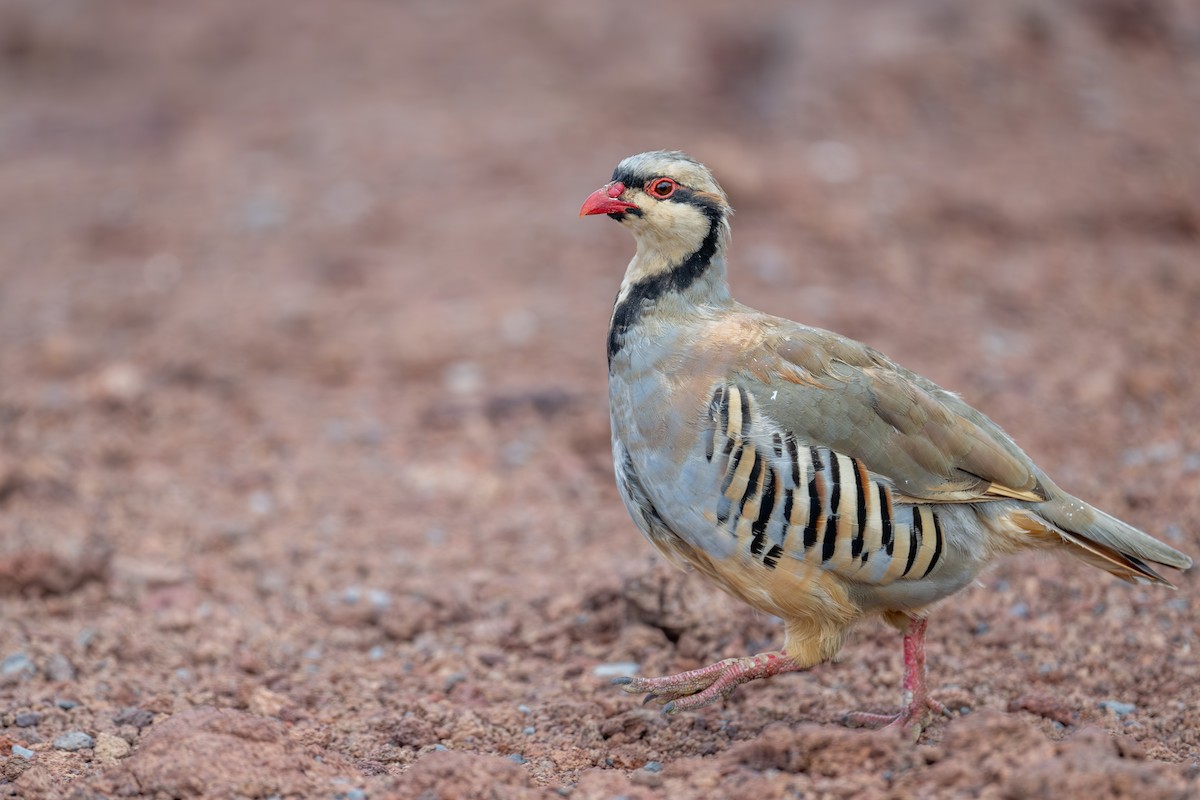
(1, 0, 1199, 796)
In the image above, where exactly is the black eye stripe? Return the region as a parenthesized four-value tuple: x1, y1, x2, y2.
(612, 169, 687, 194)
(610, 168, 722, 222)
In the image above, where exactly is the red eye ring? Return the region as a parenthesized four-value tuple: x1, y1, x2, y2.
(645, 177, 678, 199)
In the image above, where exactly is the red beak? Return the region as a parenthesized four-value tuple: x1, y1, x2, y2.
(579, 181, 638, 217)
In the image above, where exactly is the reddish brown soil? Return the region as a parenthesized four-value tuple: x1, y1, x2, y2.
(2, 1, 1199, 798)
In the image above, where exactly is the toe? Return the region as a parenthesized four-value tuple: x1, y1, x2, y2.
(842, 710, 901, 729)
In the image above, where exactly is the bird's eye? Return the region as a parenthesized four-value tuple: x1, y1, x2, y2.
(646, 178, 677, 199)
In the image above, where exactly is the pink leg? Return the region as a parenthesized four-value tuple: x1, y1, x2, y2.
(844, 617, 949, 737)
(613, 651, 804, 713)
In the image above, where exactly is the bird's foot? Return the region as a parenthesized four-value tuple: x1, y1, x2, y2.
(613, 651, 802, 714)
(843, 694, 951, 739)
(843, 616, 949, 739)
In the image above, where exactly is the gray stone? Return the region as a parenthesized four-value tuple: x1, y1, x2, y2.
(1099, 700, 1136, 716)
(113, 706, 154, 729)
(53, 731, 95, 751)
(1, 652, 35, 681)
(44, 653, 76, 682)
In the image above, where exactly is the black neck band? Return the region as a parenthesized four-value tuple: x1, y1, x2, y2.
(607, 205, 723, 364)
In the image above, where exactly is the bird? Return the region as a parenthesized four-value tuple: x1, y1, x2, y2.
(579, 150, 1192, 735)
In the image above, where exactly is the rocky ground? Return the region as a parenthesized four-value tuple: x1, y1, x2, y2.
(1, 1, 1199, 797)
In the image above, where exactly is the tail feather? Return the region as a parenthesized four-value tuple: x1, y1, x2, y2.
(1052, 524, 1171, 587)
(1012, 492, 1191, 588)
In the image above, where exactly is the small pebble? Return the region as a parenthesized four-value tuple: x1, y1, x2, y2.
(592, 662, 640, 679)
(45, 653, 76, 682)
(12, 745, 35, 760)
(501, 440, 534, 467)
(523, 726, 535, 735)
(367, 589, 392, 610)
(14, 712, 41, 727)
(432, 744, 448, 752)
(444, 361, 483, 396)
(113, 707, 155, 729)
(93, 363, 145, 404)
(643, 761, 663, 773)
(239, 192, 288, 231)
(368, 645, 385, 661)
(1099, 700, 1136, 717)
(507, 753, 527, 765)
(94, 731, 132, 762)
(53, 731, 95, 751)
(248, 490, 275, 516)
(517, 704, 531, 715)
(55, 697, 79, 710)
(1, 652, 36, 679)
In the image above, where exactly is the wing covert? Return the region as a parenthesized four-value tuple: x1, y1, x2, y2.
(741, 323, 1047, 505)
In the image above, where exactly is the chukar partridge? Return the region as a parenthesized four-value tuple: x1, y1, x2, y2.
(580, 150, 1191, 734)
